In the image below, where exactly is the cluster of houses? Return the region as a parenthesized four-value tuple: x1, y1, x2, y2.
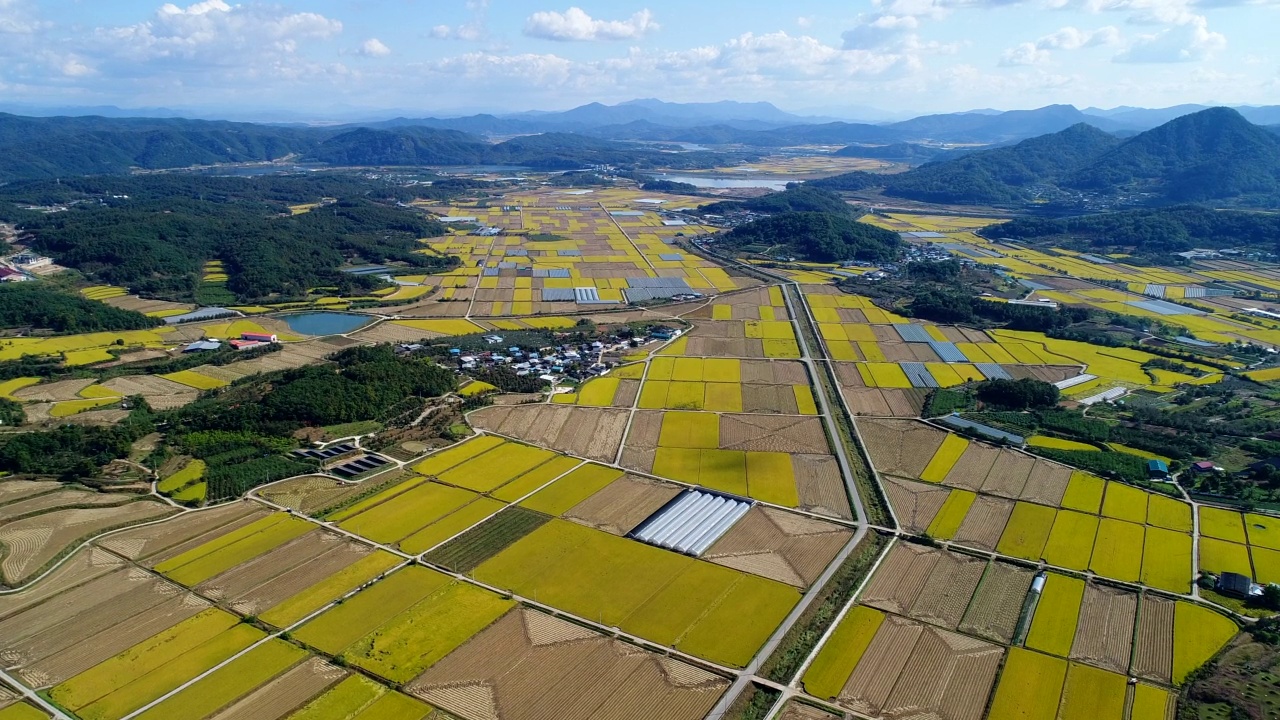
(0, 252, 54, 282)
(182, 331, 278, 353)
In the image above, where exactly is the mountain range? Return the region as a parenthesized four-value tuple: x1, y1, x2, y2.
(811, 107, 1280, 206)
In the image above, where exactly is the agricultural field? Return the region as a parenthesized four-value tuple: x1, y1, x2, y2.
(469, 517, 800, 667)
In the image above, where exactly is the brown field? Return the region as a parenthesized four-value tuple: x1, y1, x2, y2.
(906, 552, 987, 631)
(1070, 583, 1137, 674)
(0, 500, 177, 585)
(837, 614, 922, 715)
(794, 454, 852, 520)
(469, 405, 630, 462)
(255, 475, 378, 516)
(407, 608, 730, 720)
(958, 561, 1034, 643)
(614, 380, 641, 408)
(943, 444, 1002, 491)
(0, 547, 124, 619)
(101, 375, 194, 397)
(860, 543, 942, 615)
(979, 452, 1035, 499)
(210, 657, 346, 720)
(19, 589, 209, 688)
(779, 702, 841, 720)
(856, 419, 947, 479)
(0, 489, 138, 524)
(860, 543, 984, 630)
(951, 496, 1014, 551)
(564, 475, 681, 536)
(741, 360, 808, 385)
(703, 507, 851, 588)
(1019, 460, 1073, 506)
(1132, 594, 1174, 684)
(1009, 366, 1083, 384)
(13, 378, 96, 402)
(741, 385, 800, 414)
(196, 530, 358, 611)
(719, 415, 830, 455)
(0, 480, 63, 504)
(98, 501, 269, 563)
(882, 476, 950, 534)
(878, 626, 1003, 720)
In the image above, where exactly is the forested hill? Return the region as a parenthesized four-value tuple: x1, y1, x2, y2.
(718, 213, 901, 263)
(984, 206, 1280, 254)
(0, 114, 730, 181)
(1, 175, 458, 302)
(811, 108, 1280, 207)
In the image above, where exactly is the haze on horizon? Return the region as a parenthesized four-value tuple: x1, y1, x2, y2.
(0, 0, 1276, 121)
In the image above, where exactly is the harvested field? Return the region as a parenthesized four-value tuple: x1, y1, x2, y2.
(564, 475, 681, 536)
(205, 656, 346, 720)
(942, 443, 1002, 491)
(1132, 595, 1174, 684)
(13, 378, 96, 402)
(0, 501, 176, 585)
(779, 702, 841, 720)
(197, 531, 372, 615)
(129, 638, 307, 720)
(856, 419, 947, 479)
(1019, 460, 1072, 506)
(98, 501, 268, 562)
(719, 415, 831, 455)
(979, 452, 1035, 499)
(152, 514, 315, 587)
(835, 614, 921, 716)
(470, 405, 630, 462)
(257, 550, 402, 629)
(1069, 583, 1137, 674)
(793, 454, 852, 520)
(255, 475, 372, 516)
(0, 480, 61, 505)
(881, 476, 950, 534)
(927, 490, 976, 540)
(18, 590, 210, 689)
(0, 489, 138, 524)
(878, 626, 1003, 720)
(958, 561, 1034, 643)
(407, 608, 730, 720)
(0, 547, 125, 621)
(703, 506, 851, 588)
(803, 605, 886, 701)
(859, 543, 983, 629)
(952, 495, 1014, 551)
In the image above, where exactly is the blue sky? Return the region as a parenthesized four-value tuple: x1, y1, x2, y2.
(0, 0, 1276, 119)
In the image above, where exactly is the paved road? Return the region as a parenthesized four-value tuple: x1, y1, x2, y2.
(703, 281, 874, 720)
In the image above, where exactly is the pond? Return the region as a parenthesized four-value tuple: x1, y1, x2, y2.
(280, 312, 372, 336)
(653, 174, 791, 191)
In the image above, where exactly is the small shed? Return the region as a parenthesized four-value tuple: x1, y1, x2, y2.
(1217, 571, 1255, 598)
(1146, 459, 1170, 479)
(1190, 460, 1216, 474)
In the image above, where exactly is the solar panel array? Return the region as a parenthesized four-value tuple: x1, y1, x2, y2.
(975, 363, 1013, 380)
(894, 324, 934, 343)
(900, 362, 940, 388)
(541, 288, 576, 302)
(928, 341, 968, 363)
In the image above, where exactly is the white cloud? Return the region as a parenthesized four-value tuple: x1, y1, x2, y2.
(1000, 25, 1120, 64)
(523, 7, 658, 42)
(358, 38, 391, 57)
(1114, 15, 1225, 62)
(796, 16, 813, 28)
(1000, 42, 1051, 65)
(0, 0, 46, 34)
(429, 0, 489, 41)
(843, 14, 920, 49)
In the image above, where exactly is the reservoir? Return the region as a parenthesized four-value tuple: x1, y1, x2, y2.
(280, 312, 372, 336)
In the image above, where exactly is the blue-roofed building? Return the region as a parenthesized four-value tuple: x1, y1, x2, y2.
(1147, 459, 1170, 479)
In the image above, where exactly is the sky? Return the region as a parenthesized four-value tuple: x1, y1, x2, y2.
(0, 0, 1276, 120)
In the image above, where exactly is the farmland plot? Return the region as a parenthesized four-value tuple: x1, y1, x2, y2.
(803, 605, 886, 700)
(860, 543, 984, 630)
(1069, 583, 1137, 674)
(1025, 573, 1085, 657)
(1089, 518, 1145, 583)
(407, 608, 730, 720)
(987, 648, 1067, 720)
(703, 506, 851, 588)
(882, 476, 950, 534)
(0, 500, 177, 585)
(856, 419, 948, 480)
(958, 561, 1034, 643)
(942, 443, 1002, 492)
(1056, 662, 1128, 720)
(152, 514, 315, 587)
(1172, 602, 1238, 684)
(1132, 595, 1175, 684)
(952, 495, 1015, 551)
